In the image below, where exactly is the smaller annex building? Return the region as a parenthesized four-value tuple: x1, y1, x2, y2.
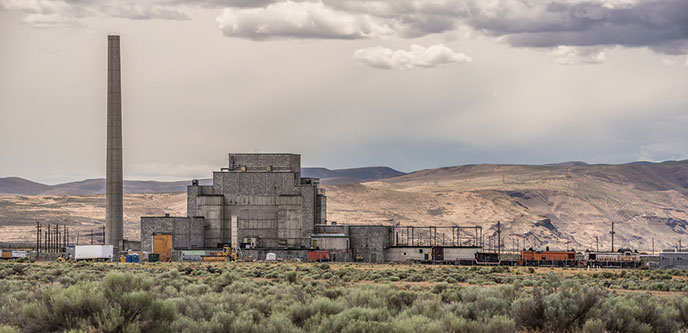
(658, 250, 688, 269)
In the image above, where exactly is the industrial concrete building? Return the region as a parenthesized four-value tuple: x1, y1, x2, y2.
(658, 250, 688, 269)
(140, 153, 482, 262)
(142, 153, 326, 253)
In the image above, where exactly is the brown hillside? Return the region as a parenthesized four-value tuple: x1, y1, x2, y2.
(1, 161, 687, 250)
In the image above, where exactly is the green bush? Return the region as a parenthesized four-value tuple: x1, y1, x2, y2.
(2, 262, 688, 332)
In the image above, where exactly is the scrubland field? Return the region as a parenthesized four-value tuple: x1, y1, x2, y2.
(1, 262, 688, 332)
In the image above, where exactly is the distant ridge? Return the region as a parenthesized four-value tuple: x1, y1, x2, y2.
(0, 166, 405, 195)
(543, 161, 589, 167)
(302, 167, 406, 184)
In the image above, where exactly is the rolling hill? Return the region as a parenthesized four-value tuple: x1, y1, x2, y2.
(1, 161, 687, 250)
(0, 167, 405, 195)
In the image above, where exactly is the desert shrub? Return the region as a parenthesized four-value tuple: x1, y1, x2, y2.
(432, 282, 449, 294)
(392, 314, 441, 333)
(511, 286, 546, 329)
(21, 282, 106, 332)
(541, 281, 604, 330)
(0, 326, 19, 333)
(18, 271, 176, 333)
(447, 287, 511, 321)
(286, 271, 298, 283)
(182, 283, 209, 296)
(214, 271, 239, 292)
(315, 307, 391, 333)
(485, 315, 516, 333)
(346, 287, 387, 309)
(602, 293, 679, 333)
(404, 297, 443, 320)
(672, 296, 688, 329)
(383, 289, 415, 312)
(583, 319, 605, 333)
(440, 315, 482, 332)
(6, 262, 688, 332)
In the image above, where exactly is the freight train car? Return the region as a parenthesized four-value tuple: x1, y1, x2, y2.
(0, 250, 28, 260)
(584, 249, 642, 268)
(520, 249, 578, 267)
(453, 252, 517, 266)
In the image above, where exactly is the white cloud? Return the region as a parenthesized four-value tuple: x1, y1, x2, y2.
(353, 44, 471, 70)
(550, 46, 606, 65)
(216, 1, 391, 40)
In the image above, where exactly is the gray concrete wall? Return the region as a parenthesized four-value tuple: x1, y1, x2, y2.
(317, 194, 327, 225)
(314, 224, 348, 235)
(229, 153, 300, 174)
(140, 216, 204, 252)
(349, 225, 394, 263)
(196, 196, 224, 247)
(312, 236, 349, 250)
(187, 184, 214, 217)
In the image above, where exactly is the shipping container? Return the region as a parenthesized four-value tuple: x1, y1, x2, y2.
(69, 245, 114, 261)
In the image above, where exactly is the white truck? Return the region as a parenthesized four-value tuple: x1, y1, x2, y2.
(66, 245, 114, 261)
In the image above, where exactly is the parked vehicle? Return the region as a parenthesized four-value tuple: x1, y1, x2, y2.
(65, 245, 114, 261)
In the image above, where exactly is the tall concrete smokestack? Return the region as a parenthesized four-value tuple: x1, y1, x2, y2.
(106, 35, 123, 250)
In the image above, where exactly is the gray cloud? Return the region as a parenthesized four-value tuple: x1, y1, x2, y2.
(212, 0, 688, 56)
(354, 44, 471, 70)
(5, 0, 687, 57)
(0, 0, 189, 27)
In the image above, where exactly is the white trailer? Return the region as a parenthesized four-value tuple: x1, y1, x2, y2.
(67, 245, 114, 261)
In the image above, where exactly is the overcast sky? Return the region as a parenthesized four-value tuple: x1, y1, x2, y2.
(1, 0, 687, 184)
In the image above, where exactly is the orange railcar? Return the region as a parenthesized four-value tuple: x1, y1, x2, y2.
(521, 250, 578, 267)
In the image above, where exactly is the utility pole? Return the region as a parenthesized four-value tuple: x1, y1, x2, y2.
(652, 237, 655, 255)
(610, 222, 616, 252)
(680, 240, 682, 252)
(91, 229, 94, 245)
(497, 221, 501, 258)
(596, 236, 599, 252)
(36, 222, 40, 256)
(47, 224, 51, 253)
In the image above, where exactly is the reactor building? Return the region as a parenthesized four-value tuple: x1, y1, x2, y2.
(140, 152, 483, 263)
(141, 153, 327, 253)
